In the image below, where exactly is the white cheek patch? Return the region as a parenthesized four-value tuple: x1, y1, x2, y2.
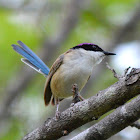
(75, 49, 105, 66)
(89, 51, 105, 65)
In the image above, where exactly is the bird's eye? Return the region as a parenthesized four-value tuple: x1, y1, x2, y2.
(93, 45, 103, 52)
(93, 45, 98, 48)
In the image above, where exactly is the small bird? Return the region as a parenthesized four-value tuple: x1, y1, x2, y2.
(12, 41, 116, 116)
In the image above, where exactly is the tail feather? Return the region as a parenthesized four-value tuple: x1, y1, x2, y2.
(12, 41, 49, 76)
(21, 58, 44, 75)
(17, 41, 48, 69)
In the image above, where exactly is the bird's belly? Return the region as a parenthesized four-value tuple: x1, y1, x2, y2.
(50, 65, 92, 98)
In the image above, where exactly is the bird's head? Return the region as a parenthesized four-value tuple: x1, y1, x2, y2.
(72, 43, 116, 64)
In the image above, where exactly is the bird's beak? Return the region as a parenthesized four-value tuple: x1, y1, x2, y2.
(103, 51, 116, 55)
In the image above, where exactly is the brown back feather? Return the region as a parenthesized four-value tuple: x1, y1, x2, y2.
(44, 73, 53, 106)
(44, 54, 65, 106)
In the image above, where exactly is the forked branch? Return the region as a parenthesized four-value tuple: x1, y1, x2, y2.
(22, 68, 140, 140)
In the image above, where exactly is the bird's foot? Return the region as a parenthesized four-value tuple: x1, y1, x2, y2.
(72, 84, 85, 104)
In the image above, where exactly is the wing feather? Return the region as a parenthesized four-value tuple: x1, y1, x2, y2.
(44, 54, 64, 105)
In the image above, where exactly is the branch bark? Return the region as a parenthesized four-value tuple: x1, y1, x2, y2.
(71, 95, 140, 140)
(131, 120, 140, 129)
(22, 68, 140, 140)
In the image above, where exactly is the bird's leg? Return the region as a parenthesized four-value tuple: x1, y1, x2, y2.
(55, 98, 61, 119)
(72, 84, 85, 104)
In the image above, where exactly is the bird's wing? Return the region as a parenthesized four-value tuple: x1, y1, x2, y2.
(44, 54, 64, 106)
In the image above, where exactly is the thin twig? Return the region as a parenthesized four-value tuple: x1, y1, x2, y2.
(106, 62, 121, 79)
(72, 84, 80, 103)
(124, 66, 131, 77)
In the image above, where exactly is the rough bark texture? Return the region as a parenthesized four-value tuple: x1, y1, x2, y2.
(131, 121, 140, 129)
(71, 95, 140, 140)
(22, 68, 140, 140)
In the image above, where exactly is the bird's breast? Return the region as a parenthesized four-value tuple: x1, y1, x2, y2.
(50, 53, 94, 98)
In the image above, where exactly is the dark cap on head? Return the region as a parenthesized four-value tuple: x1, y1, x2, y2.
(72, 43, 116, 55)
(72, 43, 104, 52)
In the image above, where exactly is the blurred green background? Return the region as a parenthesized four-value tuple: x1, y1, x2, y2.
(0, 0, 140, 140)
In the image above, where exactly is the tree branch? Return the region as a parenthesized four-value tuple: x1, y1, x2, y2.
(22, 68, 140, 140)
(106, 62, 122, 79)
(131, 120, 140, 129)
(71, 94, 140, 140)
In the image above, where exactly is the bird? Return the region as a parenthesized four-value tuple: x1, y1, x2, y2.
(12, 41, 116, 116)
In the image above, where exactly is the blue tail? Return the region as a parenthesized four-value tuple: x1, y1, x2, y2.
(12, 41, 50, 76)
